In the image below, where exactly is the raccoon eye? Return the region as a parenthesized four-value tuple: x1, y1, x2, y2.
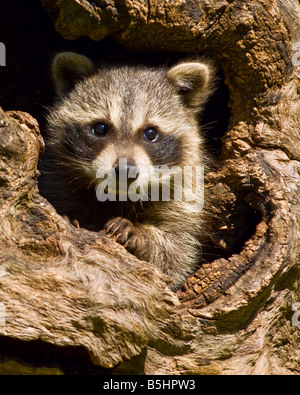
(92, 122, 108, 137)
(144, 128, 159, 142)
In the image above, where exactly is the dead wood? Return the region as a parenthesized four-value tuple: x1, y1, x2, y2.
(0, 0, 300, 375)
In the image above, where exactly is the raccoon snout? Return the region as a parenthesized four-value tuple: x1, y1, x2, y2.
(113, 159, 140, 184)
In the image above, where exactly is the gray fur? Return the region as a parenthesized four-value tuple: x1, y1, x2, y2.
(39, 52, 213, 290)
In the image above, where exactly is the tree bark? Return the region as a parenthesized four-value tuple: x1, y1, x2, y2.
(0, 0, 300, 374)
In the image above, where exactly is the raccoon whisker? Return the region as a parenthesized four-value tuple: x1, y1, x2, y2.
(150, 161, 181, 168)
(201, 120, 218, 131)
(34, 101, 49, 111)
(69, 181, 93, 194)
(89, 179, 98, 190)
(52, 152, 94, 172)
(131, 202, 140, 218)
(67, 175, 87, 185)
(49, 140, 93, 165)
(39, 53, 214, 290)
(68, 178, 90, 191)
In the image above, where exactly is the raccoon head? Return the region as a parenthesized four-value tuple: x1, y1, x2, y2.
(47, 52, 212, 197)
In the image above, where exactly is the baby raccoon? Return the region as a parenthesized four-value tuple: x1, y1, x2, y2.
(39, 52, 213, 290)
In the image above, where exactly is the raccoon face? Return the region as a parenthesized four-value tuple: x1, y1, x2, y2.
(47, 52, 211, 193)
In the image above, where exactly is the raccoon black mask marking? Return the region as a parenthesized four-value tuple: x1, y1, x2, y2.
(39, 51, 213, 290)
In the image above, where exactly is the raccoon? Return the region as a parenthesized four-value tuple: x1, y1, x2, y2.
(39, 52, 213, 290)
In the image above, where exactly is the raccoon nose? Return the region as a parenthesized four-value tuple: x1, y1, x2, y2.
(113, 159, 139, 182)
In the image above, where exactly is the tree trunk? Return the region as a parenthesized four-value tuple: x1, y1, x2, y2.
(0, 0, 300, 374)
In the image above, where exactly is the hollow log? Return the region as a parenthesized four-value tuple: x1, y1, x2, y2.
(0, 0, 300, 374)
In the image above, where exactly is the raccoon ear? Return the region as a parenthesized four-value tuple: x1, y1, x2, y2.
(167, 62, 210, 110)
(52, 52, 96, 96)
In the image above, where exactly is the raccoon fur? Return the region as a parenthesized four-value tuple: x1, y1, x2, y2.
(39, 52, 213, 290)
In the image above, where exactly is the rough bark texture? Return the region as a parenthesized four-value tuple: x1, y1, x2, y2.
(0, 0, 300, 374)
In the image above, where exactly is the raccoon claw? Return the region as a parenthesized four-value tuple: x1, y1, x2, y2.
(105, 217, 139, 251)
(105, 217, 132, 237)
(106, 223, 121, 237)
(63, 215, 80, 229)
(123, 234, 139, 251)
(72, 219, 80, 228)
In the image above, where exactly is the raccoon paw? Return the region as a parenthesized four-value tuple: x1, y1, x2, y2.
(105, 217, 139, 251)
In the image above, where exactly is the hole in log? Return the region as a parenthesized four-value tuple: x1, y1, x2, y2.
(0, 0, 259, 300)
(201, 66, 230, 158)
(0, 336, 108, 375)
(202, 191, 263, 263)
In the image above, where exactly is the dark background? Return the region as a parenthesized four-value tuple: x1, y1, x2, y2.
(0, 0, 230, 156)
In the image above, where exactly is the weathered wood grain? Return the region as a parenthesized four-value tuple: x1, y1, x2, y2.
(0, 0, 299, 375)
